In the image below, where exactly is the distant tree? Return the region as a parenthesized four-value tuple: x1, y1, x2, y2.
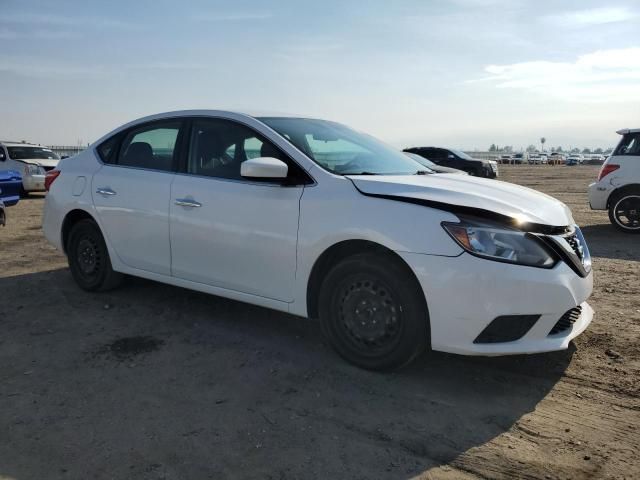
(540, 137, 546, 151)
(604, 147, 614, 154)
(594, 148, 603, 154)
(489, 144, 497, 152)
(526, 144, 537, 153)
(556, 146, 564, 152)
(503, 145, 513, 153)
(571, 147, 580, 153)
(582, 148, 592, 154)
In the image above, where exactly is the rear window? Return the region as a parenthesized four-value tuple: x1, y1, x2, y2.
(614, 132, 640, 156)
(7, 146, 59, 160)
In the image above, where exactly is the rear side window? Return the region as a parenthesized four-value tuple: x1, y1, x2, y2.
(615, 133, 640, 156)
(97, 136, 119, 163)
(117, 121, 181, 171)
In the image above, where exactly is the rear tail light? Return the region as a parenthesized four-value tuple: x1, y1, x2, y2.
(45, 170, 61, 191)
(597, 164, 619, 181)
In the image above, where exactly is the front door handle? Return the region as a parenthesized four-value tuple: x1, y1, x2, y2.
(175, 198, 202, 208)
(96, 187, 116, 196)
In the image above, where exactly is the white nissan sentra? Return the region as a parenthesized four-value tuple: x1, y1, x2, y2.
(43, 111, 594, 370)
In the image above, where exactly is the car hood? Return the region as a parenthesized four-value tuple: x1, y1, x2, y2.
(16, 158, 59, 168)
(348, 174, 574, 228)
(433, 166, 467, 175)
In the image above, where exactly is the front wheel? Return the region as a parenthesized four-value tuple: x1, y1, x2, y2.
(318, 253, 429, 371)
(67, 219, 124, 291)
(609, 193, 640, 233)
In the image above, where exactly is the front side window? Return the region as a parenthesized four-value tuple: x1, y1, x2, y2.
(7, 146, 59, 160)
(260, 117, 424, 175)
(117, 121, 181, 171)
(615, 133, 640, 156)
(188, 118, 308, 183)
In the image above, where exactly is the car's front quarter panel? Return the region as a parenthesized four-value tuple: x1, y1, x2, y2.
(291, 173, 464, 316)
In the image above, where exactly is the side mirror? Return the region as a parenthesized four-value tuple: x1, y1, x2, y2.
(241, 157, 288, 179)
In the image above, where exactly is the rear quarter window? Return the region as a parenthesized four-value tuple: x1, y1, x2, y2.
(615, 132, 640, 156)
(97, 135, 120, 164)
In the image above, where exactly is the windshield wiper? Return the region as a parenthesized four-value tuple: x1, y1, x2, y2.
(343, 171, 380, 175)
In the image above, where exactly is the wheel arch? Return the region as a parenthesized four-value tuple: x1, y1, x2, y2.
(305, 239, 427, 320)
(608, 183, 640, 207)
(61, 208, 97, 254)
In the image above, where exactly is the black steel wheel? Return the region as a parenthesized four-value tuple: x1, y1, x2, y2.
(67, 219, 124, 291)
(318, 252, 429, 371)
(609, 193, 640, 233)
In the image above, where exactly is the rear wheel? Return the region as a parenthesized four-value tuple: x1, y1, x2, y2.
(318, 253, 429, 371)
(609, 192, 640, 233)
(67, 219, 124, 291)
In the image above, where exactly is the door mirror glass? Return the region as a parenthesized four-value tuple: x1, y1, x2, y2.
(241, 157, 288, 179)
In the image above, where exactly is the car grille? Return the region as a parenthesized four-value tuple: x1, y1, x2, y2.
(549, 306, 582, 335)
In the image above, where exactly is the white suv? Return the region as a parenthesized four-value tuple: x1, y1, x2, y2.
(0, 142, 60, 194)
(589, 128, 640, 233)
(42, 111, 594, 370)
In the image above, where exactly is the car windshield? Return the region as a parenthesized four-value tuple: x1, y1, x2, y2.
(404, 152, 436, 172)
(7, 146, 59, 160)
(449, 149, 473, 160)
(259, 117, 425, 175)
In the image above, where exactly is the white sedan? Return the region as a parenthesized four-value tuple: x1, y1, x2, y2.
(43, 111, 594, 370)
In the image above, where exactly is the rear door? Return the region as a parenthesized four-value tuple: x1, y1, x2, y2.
(92, 119, 184, 275)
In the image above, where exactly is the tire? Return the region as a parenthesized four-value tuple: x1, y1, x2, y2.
(318, 252, 429, 371)
(66, 219, 124, 291)
(608, 192, 640, 234)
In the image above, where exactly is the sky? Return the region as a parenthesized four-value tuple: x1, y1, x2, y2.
(0, 0, 639, 151)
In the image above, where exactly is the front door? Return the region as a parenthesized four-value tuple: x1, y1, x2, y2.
(169, 118, 304, 302)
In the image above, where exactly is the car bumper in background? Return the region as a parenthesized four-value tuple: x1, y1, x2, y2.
(22, 174, 46, 192)
(588, 181, 610, 210)
(398, 251, 593, 356)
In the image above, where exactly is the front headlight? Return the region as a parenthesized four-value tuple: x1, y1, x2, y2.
(442, 220, 556, 268)
(24, 164, 44, 175)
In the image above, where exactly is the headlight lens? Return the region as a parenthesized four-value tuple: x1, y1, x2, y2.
(24, 164, 44, 175)
(442, 221, 556, 268)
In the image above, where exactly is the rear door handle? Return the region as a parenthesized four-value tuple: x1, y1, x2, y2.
(175, 198, 202, 208)
(96, 187, 116, 196)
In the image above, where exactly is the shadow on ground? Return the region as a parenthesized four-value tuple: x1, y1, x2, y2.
(0, 269, 574, 479)
(580, 223, 640, 261)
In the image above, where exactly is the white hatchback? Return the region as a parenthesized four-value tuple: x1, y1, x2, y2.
(588, 128, 640, 233)
(43, 111, 594, 370)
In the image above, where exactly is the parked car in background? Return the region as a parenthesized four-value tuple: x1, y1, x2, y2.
(588, 128, 640, 233)
(0, 169, 22, 225)
(499, 154, 513, 164)
(404, 152, 468, 175)
(512, 153, 528, 164)
(403, 147, 498, 178)
(584, 154, 605, 165)
(548, 153, 566, 165)
(539, 153, 549, 164)
(566, 154, 584, 166)
(43, 110, 593, 370)
(0, 142, 60, 195)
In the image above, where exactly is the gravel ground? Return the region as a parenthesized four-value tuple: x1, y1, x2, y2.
(0, 165, 638, 480)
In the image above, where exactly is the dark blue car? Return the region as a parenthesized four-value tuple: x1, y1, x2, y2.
(0, 170, 22, 226)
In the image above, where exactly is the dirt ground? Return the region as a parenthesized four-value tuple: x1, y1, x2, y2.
(0, 165, 638, 480)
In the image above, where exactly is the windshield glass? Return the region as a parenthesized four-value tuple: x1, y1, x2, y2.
(449, 149, 473, 160)
(404, 152, 435, 171)
(259, 117, 425, 175)
(7, 146, 59, 160)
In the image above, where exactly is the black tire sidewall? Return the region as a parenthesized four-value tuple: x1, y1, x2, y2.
(318, 253, 429, 371)
(67, 219, 114, 291)
(609, 193, 640, 234)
